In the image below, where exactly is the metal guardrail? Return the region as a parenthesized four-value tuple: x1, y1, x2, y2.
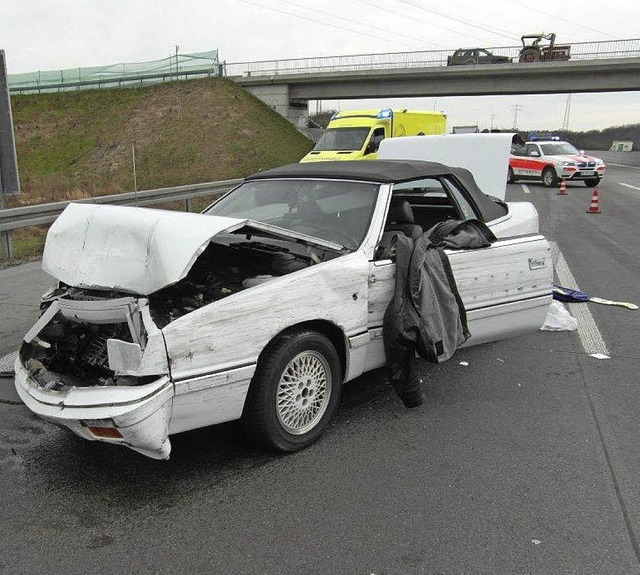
(224, 38, 640, 78)
(0, 178, 242, 258)
(9, 39, 640, 93)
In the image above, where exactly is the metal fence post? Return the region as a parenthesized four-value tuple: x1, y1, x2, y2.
(0, 230, 12, 260)
(0, 160, 12, 258)
(0, 50, 18, 259)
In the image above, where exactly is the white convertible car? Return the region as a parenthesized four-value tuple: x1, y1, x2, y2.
(15, 151, 552, 459)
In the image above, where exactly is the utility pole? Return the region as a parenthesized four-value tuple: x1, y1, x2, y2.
(511, 104, 523, 130)
(0, 50, 20, 259)
(131, 142, 138, 206)
(175, 45, 180, 79)
(490, 114, 497, 131)
(562, 94, 572, 132)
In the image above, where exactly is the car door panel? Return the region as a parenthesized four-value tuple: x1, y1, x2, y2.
(365, 234, 551, 370)
(365, 259, 395, 371)
(447, 234, 552, 345)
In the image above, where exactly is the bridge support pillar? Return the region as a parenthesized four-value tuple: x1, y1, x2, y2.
(245, 84, 308, 130)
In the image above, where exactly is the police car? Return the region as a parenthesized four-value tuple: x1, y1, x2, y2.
(509, 139, 606, 188)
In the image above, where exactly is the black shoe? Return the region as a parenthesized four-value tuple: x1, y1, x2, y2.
(398, 389, 425, 408)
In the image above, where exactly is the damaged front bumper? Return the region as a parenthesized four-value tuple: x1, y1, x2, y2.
(14, 358, 174, 459)
(16, 288, 176, 460)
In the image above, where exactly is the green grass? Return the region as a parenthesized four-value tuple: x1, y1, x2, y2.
(9, 78, 313, 206)
(4, 78, 313, 259)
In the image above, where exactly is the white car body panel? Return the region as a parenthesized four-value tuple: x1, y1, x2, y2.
(17, 156, 552, 460)
(379, 133, 513, 200)
(487, 202, 539, 237)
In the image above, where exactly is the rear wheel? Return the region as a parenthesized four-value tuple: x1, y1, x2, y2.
(242, 329, 342, 452)
(584, 177, 601, 188)
(519, 48, 540, 63)
(542, 166, 558, 188)
(507, 166, 517, 184)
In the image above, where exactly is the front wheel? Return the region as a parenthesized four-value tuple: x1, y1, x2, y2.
(507, 166, 517, 184)
(242, 329, 342, 452)
(542, 166, 558, 188)
(584, 177, 601, 188)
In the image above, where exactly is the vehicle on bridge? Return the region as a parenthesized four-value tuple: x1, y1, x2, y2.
(15, 141, 551, 460)
(518, 33, 571, 63)
(509, 140, 606, 187)
(300, 108, 446, 162)
(447, 48, 512, 66)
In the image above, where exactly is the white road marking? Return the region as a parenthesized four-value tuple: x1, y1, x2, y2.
(620, 183, 640, 191)
(608, 162, 640, 170)
(550, 242, 609, 356)
(521, 184, 530, 194)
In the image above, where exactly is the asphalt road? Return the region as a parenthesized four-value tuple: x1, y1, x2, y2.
(1, 155, 639, 575)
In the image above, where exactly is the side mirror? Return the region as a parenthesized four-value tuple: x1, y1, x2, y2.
(580, 149, 586, 155)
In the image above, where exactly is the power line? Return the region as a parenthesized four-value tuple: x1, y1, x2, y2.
(508, 0, 617, 39)
(434, 0, 531, 38)
(390, 0, 520, 42)
(233, 0, 427, 51)
(270, 0, 441, 49)
(352, 0, 490, 44)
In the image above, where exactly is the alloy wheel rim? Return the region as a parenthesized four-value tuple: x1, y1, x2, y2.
(276, 351, 331, 435)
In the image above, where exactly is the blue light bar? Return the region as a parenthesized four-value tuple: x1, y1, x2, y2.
(377, 108, 393, 119)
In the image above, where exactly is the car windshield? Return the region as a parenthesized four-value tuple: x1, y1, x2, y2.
(312, 128, 370, 152)
(204, 178, 380, 249)
(540, 142, 580, 155)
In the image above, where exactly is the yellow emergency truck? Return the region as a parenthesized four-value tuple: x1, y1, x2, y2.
(300, 108, 446, 162)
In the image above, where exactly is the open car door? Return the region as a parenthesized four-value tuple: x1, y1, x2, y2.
(364, 232, 551, 372)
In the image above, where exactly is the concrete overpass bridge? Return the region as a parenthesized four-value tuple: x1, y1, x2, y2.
(226, 39, 640, 127)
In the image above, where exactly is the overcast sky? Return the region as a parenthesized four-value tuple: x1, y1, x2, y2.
(2, 0, 638, 131)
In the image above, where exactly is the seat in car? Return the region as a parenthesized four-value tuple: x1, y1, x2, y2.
(384, 199, 423, 239)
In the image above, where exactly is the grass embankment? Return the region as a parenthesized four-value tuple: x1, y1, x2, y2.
(6, 78, 313, 258)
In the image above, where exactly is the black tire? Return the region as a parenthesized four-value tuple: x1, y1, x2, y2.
(542, 166, 558, 188)
(507, 166, 517, 184)
(242, 329, 342, 452)
(519, 48, 540, 63)
(584, 177, 601, 188)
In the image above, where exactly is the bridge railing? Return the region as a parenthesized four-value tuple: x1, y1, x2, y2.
(225, 38, 640, 77)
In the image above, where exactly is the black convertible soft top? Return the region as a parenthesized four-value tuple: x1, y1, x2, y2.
(245, 160, 507, 222)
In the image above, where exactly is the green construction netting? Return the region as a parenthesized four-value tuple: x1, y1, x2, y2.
(8, 50, 223, 93)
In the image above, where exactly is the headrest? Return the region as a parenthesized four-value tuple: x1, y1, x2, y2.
(387, 199, 415, 224)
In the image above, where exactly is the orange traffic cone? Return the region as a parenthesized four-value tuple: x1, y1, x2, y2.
(557, 179, 568, 195)
(587, 188, 601, 213)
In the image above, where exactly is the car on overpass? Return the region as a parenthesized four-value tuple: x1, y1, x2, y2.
(509, 140, 606, 187)
(15, 146, 552, 460)
(447, 48, 512, 66)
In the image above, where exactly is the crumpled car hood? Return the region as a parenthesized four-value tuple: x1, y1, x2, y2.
(42, 203, 247, 295)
